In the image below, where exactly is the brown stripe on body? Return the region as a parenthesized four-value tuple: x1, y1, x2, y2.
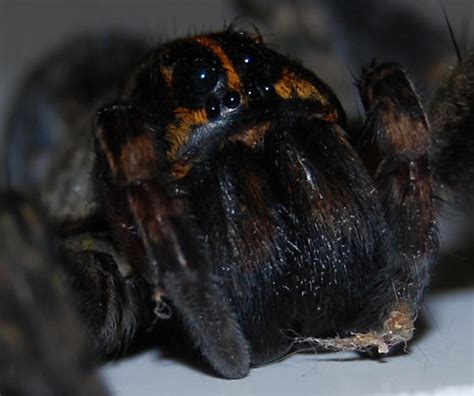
(274, 68, 340, 122)
(95, 106, 160, 183)
(125, 180, 202, 275)
(118, 132, 159, 182)
(220, 167, 278, 268)
(127, 183, 171, 248)
(122, 180, 189, 284)
(238, 171, 278, 265)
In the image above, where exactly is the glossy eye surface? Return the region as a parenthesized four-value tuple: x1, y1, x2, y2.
(190, 64, 219, 95)
(173, 56, 220, 97)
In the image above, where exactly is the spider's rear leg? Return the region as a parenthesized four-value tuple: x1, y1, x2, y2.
(0, 191, 107, 396)
(356, 63, 439, 346)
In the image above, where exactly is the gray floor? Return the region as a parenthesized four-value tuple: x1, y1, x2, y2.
(103, 290, 474, 396)
(1, 1, 473, 395)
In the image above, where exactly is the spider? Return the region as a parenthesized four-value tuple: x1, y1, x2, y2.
(0, 27, 473, 394)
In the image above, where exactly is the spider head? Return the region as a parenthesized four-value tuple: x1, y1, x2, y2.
(114, 30, 346, 178)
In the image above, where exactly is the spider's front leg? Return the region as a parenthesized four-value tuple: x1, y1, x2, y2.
(94, 105, 251, 379)
(58, 231, 152, 358)
(0, 191, 107, 396)
(356, 63, 439, 340)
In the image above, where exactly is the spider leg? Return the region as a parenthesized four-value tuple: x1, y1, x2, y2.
(0, 190, 107, 395)
(94, 105, 251, 379)
(356, 63, 439, 335)
(59, 232, 150, 358)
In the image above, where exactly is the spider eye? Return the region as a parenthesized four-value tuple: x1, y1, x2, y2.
(190, 65, 219, 95)
(173, 59, 220, 97)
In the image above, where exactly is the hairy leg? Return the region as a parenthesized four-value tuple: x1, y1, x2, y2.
(59, 233, 151, 358)
(356, 62, 438, 338)
(294, 64, 439, 355)
(0, 191, 107, 396)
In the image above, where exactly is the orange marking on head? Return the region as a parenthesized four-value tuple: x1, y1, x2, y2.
(273, 74, 293, 99)
(274, 68, 327, 103)
(166, 107, 208, 160)
(274, 68, 343, 123)
(194, 36, 242, 92)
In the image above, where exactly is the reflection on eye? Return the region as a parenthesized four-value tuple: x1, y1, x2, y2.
(172, 55, 220, 96)
(190, 65, 219, 95)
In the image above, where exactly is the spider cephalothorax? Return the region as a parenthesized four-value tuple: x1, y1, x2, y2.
(1, 27, 472, 392)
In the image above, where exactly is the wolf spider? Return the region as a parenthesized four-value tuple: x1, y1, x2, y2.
(0, 27, 473, 394)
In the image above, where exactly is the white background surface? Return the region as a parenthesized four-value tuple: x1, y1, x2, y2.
(102, 290, 474, 396)
(1, 1, 473, 395)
